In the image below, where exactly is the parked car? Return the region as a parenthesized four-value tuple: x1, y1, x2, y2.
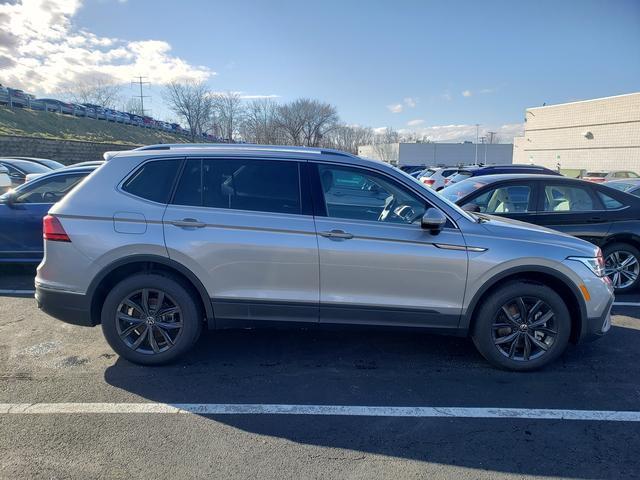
(0, 158, 53, 187)
(104, 109, 118, 122)
(82, 103, 106, 120)
(0, 85, 9, 104)
(38, 98, 73, 115)
(35, 144, 613, 371)
(3, 157, 65, 170)
(447, 164, 561, 186)
(7, 88, 28, 107)
(0, 166, 11, 194)
(605, 178, 640, 197)
(0, 164, 97, 263)
(583, 170, 639, 183)
(417, 167, 460, 191)
(441, 173, 640, 292)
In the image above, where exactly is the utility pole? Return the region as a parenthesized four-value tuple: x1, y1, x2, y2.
(474, 124, 480, 165)
(480, 136, 488, 164)
(131, 76, 150, 116)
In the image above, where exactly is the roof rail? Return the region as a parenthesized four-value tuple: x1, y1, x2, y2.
(132, 143, 357, 158)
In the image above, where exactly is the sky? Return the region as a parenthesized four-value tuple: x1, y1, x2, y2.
(1, 0, 639, 142)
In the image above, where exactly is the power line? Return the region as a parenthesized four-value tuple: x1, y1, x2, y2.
(131, 76, 150, 116)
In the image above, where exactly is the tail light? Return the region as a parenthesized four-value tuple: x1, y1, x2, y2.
(43, 215, 71, 242)
(421, 178, 435, 186)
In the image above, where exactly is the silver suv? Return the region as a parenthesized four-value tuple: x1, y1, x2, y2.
(35, 145, 614, 370)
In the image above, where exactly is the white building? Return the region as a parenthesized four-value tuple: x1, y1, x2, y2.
(513, 92, 640, 173)
(357, 142, 513, 167)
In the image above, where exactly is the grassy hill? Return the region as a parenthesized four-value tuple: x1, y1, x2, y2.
(0, 106, 190, 145)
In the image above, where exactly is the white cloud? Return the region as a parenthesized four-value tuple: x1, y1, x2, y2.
(400, 123, 524, 143)
(239, 94, 280, 99)
(441, 91, 452, 101)
(407, 119, 425, 127)
(0, 0, 214, 94)
(403, 97, 416, 108)
(387, 103, 403, 113)
(462, 90, 472, 97)
(479, 88, 494, 94)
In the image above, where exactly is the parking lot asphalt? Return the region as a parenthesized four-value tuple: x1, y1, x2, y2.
(1, 265, 640, 479)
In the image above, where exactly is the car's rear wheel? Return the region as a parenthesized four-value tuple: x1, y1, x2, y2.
(603, 242, 640, 293)
(101, 273, 202, 365)
(471, 282, 571, 371)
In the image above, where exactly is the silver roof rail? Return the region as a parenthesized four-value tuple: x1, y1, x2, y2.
(132, 143, 357, 158)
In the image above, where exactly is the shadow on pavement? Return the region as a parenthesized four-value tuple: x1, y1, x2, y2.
(104, 325, 640, 478)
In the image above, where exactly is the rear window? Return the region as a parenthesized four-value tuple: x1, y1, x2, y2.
(1, 159, 51, 174)
(420, 169, 437, 177)
(449, 171, 473, 183)
(442, 169, 458, 177)
(122, 159, 180, 203)
(440, 179, 488, 202)
(585, 172, 607, 178)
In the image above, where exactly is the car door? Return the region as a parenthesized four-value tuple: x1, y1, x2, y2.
(0, 172, 86, 260)
(311, 162, 468, 329)
(163, 157, 319, 325)
(533, 180, 610, 243)
(459, 181, 537, 223)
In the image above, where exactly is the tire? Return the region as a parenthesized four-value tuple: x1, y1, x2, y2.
(101, 273, 202, 365)
(471, 282, 571, 371)
(603, 242, 640, 293)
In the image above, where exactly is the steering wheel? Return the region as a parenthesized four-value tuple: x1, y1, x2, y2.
(43, 191, 58, 203)
(378, 195, 397, 222)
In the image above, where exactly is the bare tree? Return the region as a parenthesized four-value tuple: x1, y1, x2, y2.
(274, 99, 306, 145)
(322, 124, 373, 154)
(372, 127, 400, 164)
(275, 98, 338, 147)
(124, 98, 145, 116)
(69, 76, 122, 108)
(240, 98, 281, 144)
(299, 99, 339, 147)
(212, 91, 244, 142)
(163, 81, 213, 141)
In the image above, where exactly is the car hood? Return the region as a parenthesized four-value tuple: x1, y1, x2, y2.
(476, 214, 599, 257)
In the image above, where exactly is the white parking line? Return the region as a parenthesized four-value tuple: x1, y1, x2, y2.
(1, 403, 640, 421)
(0, 289, 35, 295)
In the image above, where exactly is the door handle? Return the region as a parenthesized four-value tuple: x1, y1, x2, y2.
(169, 218, 206, 228)
(319, 229, 354, 239)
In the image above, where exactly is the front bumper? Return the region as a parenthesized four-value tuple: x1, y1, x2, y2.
(581, 295, 613, 342)
(35, 286, 94, 327)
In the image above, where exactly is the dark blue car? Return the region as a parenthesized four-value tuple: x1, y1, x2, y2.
(0, 164, 97, 263)
(447, 164, 561, 186)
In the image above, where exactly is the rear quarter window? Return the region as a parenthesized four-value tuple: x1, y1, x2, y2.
(122, 159, 180, 203)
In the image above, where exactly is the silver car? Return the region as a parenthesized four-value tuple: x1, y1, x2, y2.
(35, 144, 614, 371)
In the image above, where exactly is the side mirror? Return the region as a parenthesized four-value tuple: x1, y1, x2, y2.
(463, 203, 480, 213)
(2, 191, 16, 207)
(421, 208, 447, 233)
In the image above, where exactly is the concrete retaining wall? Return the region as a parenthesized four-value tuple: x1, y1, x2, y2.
(0, 135, 140, 165)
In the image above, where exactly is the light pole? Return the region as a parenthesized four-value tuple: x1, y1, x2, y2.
(474, 124, 480, 165)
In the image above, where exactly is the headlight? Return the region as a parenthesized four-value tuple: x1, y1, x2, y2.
(567, 250, 605, 277)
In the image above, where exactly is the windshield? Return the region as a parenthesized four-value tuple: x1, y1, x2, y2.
(1, 159, 51, 174)
(607, 182, 634, 192)
(440, 178, 489, 203)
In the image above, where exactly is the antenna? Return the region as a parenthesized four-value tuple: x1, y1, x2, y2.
(131, 76, 150, 116)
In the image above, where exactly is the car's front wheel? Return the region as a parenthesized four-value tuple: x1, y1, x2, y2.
(603, 242, 640, 293)
(101, 273, 202, 365)
(471, 282, 571, 371)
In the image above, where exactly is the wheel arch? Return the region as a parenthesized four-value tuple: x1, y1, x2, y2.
(87, 254, 214, 327)
(600, 233, 640, 251)
(461, 266, 588, 344)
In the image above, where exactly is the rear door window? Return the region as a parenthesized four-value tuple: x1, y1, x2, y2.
(171, 158, 301, 215)
(542, 184, 600, 212)
(468, 184, 532, 214)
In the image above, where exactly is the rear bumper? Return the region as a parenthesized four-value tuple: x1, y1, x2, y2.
(35, 286, 94, 327)
(581, 296, 613, 342)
